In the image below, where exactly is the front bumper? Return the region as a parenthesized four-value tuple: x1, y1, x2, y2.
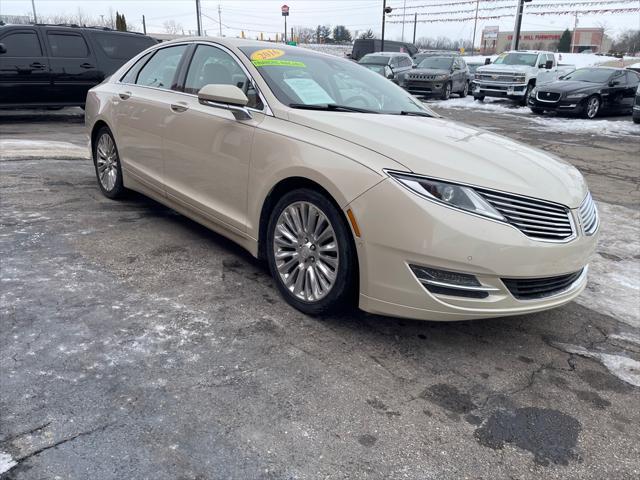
(402, 80, 446, 97)
(347, 179, 598, 321)
(473, 81, 528, 98)
(528, 94, 585, 114)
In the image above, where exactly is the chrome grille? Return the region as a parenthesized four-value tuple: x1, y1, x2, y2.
(536, 91, 561, 102)
(476, 189, 575, 241)
(579, 193, 598, 235)
(502, 269, 584, 300)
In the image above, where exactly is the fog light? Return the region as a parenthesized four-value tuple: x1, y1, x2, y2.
(409, 265, 499, 299)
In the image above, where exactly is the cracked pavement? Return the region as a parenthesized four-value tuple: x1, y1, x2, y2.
(1, 107, 639, 479)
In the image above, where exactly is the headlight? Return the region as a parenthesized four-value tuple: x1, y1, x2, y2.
(565, 92, 588, 100)
(514, 75, 526, 83)
(436, 74, 449, 81)
(387, 172, 505, 221)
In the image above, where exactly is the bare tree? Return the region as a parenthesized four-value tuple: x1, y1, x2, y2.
(163, 20, 183, 35)
(293, 26, 315, 43)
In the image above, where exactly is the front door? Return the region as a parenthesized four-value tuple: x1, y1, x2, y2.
(0, 28, 51, 105)
(162, 43, 266, 232)
(43, 29, 101, 104)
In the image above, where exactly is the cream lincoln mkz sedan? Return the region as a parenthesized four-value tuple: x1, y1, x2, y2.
(85, 38, 599, 321)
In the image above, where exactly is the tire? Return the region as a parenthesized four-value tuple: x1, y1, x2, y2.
(266, 188, 357, 316)
(583, 95, 601, 119)
(521, 84, 533, 106)
(474, 95, 485, 102)
(459, 82, 469, 98)
(92, 126, 125, 199)
(441, 82, 452, 100)
(634, 116, 640, 124)
(530, 107, 544, 115)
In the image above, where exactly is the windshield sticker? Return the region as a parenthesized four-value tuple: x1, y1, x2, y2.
(252, 59, 306, 67)
(283, 78, 334, 105)
(250, 48, 285, 61)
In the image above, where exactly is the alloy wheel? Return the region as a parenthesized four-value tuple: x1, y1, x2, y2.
(586, 96, 600, 119)
(272, 201, 339, 303)
(96, 133, 119, 191)
(443, 83, 451, 100)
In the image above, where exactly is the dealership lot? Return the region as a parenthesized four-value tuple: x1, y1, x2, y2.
(1, 107, 639, 479)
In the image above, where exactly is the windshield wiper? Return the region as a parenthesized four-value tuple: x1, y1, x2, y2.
(289, 103, 379, 114)
(396, 110, 433, 117)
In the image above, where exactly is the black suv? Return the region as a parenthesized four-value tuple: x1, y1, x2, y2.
(0, 24, 156, 108)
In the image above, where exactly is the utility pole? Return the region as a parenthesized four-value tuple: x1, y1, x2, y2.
(570, 12, 579, 53)
(31, 0, 38, 23)
(218, 4, 222, 37)
(472, 0, 480, 54)
(142, 15, 146, 34)
(195, 0, 202, 36)
(401, 0, 406, 42)
(381, 1, 392, 52)
(510, 0, 526, 50)
(413, 12, 417, 44)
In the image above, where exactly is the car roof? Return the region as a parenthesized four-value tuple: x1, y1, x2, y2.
(362, 51, 410, 57)
(0, 23, 151, 37)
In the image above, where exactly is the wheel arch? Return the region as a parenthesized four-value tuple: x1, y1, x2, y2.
(90, 119, 111, 158)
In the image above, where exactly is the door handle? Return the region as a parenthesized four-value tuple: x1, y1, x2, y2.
(170, 102, 189, 113)
(80, 62, 95, 69)
(118, 91, 132, 100)
(30, 62, 46, 69)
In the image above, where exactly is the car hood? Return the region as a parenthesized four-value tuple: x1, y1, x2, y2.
(538, 80, 600, 93)
(477, 64, 532, 74)
(287, 110, 587, 208)
(407, 68, 450, 77)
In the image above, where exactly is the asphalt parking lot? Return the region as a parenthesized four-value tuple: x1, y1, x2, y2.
(1, 107, 639, 479)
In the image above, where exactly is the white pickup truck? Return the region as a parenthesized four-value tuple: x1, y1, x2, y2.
(472, 50, 574, 104)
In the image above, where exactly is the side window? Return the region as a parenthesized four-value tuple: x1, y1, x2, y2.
(121, 52, 153, 83)
(0, 31, 42, 56)
(136, 45, 187, 90)
(546, 54, 555, 66)
(627, 72, 640, 88)
(92, 32, 155, 60)
(403, 57, 412, 68)
(47, 33, 89, 58)
(611, 70, 624, 85)
(184, 44, 264, 110)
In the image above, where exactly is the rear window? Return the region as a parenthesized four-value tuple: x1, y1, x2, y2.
(47, 32, 89, 58)
(92, 32, 155, 60)
(0, 31, 42, 56)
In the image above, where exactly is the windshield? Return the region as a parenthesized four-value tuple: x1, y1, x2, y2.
(493, 53, 538, 67)
(359, 55, 390, 65)
(561, 68, 615, 83)
(240, 46, 431, 115)
(362, 64, 386, 75)
(418, 57, 453, 70)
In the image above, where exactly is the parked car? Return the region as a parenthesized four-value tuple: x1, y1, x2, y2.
(400, 55, 470, 99)
(350, 38, 417, 61)
(634, 85, 640, 124)
(466, 61, 485, 82)
(473, 50, 573, 104)
(358, 52, 413, 84)
(0, 24, 156, 108)
(86, 38, 598, 321)
(528, 67, 640, 119)
(412, 50, 459, 65)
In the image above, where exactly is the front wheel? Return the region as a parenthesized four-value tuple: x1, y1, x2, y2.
(584, 95, 601, 119)
(459, 82, 469, 98)
(530, 107, 544, 115)
(521, 84, 533, 105)
(441, 82, 452, 100)
(474, 95, 485, 102)
(267, 189, 357, 316)
(93, 126, 125, 199)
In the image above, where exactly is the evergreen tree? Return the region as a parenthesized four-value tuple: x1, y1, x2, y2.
(359, 29, 376, 39)
(333, 25, 352, 43)
(557, 29, 572, 52)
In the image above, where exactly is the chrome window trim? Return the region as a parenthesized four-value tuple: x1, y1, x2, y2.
(385, 169, 578, 244)
(116, 40, 273, 117)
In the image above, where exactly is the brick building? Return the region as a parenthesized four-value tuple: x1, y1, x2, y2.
(480, 27, 612, 54)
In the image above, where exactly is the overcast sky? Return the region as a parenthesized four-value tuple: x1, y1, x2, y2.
(1, 0, 638, 43)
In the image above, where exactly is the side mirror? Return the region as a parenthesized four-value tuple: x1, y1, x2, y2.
(0, 43, 6, 54)
(545, 60, 553, 69)
(609, 80, 620, 87)
(484, 58, 491, 65)
(198, 84, 251, 120)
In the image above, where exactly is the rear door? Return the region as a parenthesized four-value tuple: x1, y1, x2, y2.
(622, 71, 639, 111)
(0, 28, 51, 105)
(44, 28, 101, 104)
(452, 58, 465, 91)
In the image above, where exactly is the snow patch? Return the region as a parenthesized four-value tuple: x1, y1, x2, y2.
(0, 139, 89, 160)
(552, 342, 640, 387)
(0, 451, 17, 474)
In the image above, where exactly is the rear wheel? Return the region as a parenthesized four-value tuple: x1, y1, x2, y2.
(93, 127, 125, 199)
(584, 95, 600, 119)
(267, 188, 357, 316)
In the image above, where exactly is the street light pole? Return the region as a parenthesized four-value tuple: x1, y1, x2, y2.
(195, 0, 202, 36)
(401, 0, 406, 42)
(510, 0, 526, 50)
(381, 0, 387, 52)
(413, 12, 417, 44)
(472, 0, 480, 54)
